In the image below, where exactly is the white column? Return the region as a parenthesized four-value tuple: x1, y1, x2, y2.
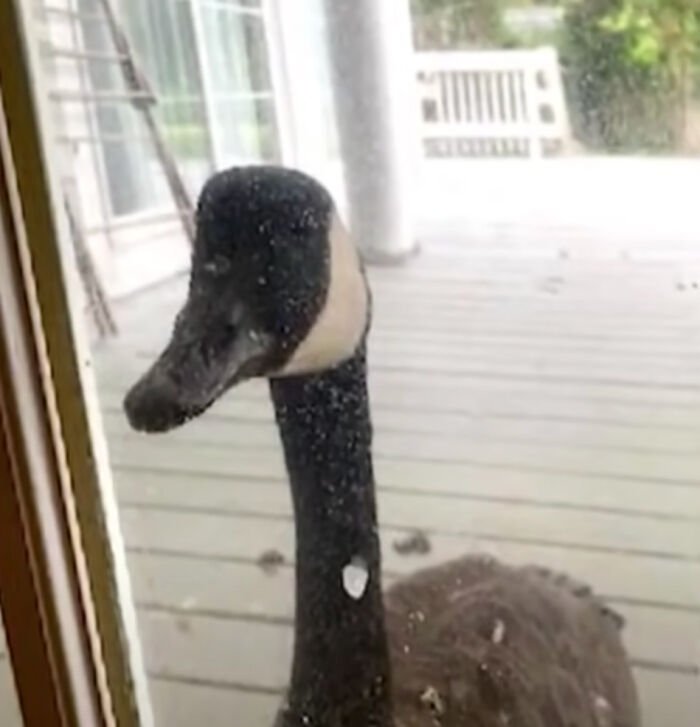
(321, 0, 420, 262)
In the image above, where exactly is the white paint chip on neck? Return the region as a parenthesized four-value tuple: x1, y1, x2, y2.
(343, 555, 369, 600)
(278, 212, 368, 376)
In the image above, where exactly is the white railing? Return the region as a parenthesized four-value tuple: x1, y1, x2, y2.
(416, 47, 571, 158)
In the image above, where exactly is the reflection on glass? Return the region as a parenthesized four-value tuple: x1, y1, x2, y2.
(25, 0, 700, 725)
(212, 97, 279, 162)
(120, 0, 214, 197)
(197, 4, 278, 165)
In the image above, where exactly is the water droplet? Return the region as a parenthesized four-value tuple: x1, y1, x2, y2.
(420, 685, 445, 716)
(181, 596, 197, 611)
(492, 619, 506, 644)
(342, 556, 368, 599)
(410, 609, 426, 623)
(593, 693, 611, 717)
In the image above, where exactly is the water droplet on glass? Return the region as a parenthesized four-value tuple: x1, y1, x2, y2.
(410, 609, 426, 623)
(420, 685, 445, 716)
(342, 556, 368, 599)
(492, 619, 506, 644)
(593, 693, 611, 719)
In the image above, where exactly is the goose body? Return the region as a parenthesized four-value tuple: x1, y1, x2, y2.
(386, 558, 637, 726)
(124, 166, 641, 727)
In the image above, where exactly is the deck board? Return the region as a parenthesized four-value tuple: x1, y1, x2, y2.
(128, 554, 700, 671)
(108, 443, 700, 544)
(148, 671, 698, 727)
(113, 466, 699, 559)
(103, 405, 700, 460)
(109, 435, 700, 524)
(118, 504, 700, 610)
(4, 248, 700, 725)
(108, 253, 700, 725)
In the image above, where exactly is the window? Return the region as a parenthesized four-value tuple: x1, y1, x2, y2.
(3, 1, 700, 726)
(120, 0, 214, 197)
(77, 0, 170, 216)
(61, 0, 280, 219)
(194, 0, 280, 165)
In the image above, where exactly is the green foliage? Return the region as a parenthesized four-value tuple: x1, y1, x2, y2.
(561, 0, 700, 152)
(599, 0, 700, 70)
(411, 0, 513, 49)
(160, 121, 277, 161)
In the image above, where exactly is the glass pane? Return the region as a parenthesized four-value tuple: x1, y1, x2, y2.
(73, 0, 167, 216)
(27, 0, 700, 726)
(46, 0, 216, 218)
(0, 616, 24, 727)
(198, 4, 279, 165)
(213, 96, 279, 163)
(122, 0, 213, 196)
(201, 9, 272, 94)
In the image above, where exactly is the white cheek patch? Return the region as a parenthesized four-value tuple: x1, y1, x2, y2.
(277, 212, 368, 376)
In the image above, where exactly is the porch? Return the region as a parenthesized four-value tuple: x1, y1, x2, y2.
(3, 151, 700, 725)
(98, 232, 700, 727)
(31, 209, 700, 724)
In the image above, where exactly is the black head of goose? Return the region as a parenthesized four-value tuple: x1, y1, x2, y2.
(124, 165, 641, 727)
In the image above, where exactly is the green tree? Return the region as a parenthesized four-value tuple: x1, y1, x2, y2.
(562, 0, 700, 151)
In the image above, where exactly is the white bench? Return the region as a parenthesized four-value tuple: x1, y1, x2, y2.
(416, 47, 571, 158)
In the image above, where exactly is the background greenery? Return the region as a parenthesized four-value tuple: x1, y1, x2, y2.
(410, 0, 700, 153)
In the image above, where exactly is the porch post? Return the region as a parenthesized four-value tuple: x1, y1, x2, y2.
(321, 0, 420, 263)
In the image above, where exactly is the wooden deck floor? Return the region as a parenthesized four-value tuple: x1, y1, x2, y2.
(4, 243, 700, 725)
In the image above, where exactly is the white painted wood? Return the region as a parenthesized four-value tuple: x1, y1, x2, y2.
(416, 47, 570, 158)
(322, 0, 420, 260)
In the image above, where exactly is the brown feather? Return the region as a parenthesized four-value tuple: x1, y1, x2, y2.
(385, 555, 640, 727)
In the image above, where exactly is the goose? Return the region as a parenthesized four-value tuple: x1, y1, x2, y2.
(123, 165, 641, 727)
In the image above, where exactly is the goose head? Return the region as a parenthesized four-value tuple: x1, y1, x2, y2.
(124, 166, 369, 433)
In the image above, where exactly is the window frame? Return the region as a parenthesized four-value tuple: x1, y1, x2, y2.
(0, 1, 151, 726)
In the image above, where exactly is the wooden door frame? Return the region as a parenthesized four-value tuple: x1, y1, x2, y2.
(0, 1, 152, 726)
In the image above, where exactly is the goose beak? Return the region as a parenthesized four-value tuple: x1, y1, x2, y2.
(123, 303, 272, 433)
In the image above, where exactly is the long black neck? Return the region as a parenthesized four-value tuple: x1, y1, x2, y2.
(269, 345, 393, 726)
